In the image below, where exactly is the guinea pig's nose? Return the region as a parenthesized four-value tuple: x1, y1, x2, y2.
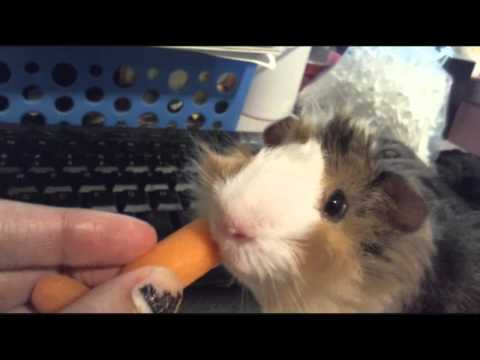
(218, 214, 255, 243)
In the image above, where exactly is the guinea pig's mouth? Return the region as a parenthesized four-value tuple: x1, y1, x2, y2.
(210, 223, 254, 267)
(208, 219, 302, 282)
(208, 219, 265, 279)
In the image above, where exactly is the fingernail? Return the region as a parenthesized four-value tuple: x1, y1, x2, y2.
(131, 269, 183, 314)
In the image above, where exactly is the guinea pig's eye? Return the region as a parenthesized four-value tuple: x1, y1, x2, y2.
(323, 190, 348, 222)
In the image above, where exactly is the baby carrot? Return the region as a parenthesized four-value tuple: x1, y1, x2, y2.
(31, 274, 90, 313)
(32, 218, 219, 313)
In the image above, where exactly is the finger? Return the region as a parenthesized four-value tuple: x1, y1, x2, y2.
(61, 267, 183, 313)
(8, 305, 35, 313)
(0, 200, 157, 270)
(0, 270, 55, 312)
(0, 266, 123, 312)
(68, 267, 121, 288)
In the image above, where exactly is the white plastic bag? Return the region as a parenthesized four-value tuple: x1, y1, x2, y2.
(297, 46, 453, 163)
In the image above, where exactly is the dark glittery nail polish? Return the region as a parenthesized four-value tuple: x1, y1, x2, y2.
(138, 284, 182, 314)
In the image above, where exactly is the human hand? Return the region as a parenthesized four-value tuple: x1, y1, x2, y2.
(0, 200, 183, 313)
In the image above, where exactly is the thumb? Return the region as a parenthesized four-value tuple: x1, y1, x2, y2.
(61, 267, 183, 313)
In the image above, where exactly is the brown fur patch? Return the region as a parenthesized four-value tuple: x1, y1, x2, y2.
(195, 142, 253, 184)
(191, 141, 254, 217)
(263, 116, 315, 147)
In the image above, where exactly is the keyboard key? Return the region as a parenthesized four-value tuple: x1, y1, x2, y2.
(154, 164, 178, 176)
(145, 186, 167, 209)
(125, 152, 147, 168)
(85, 153, 105, 169)
(147, 189, 182, 211)
(96, 154, 118, 168)
(93, 166, 120, 175)
(144, 171, 170, 188)
(91, 140, 113, 156)
(157, 190, 182, 211)
(0, 150, 21, 168)
(80, 188, 116, 212)
(177, 190, 193, 210)
(78, 171, 107, 188)
(61, 168, 88, 192)
(111, 171, 137, 188)
(9, 173, 35, 189)
(136, 211, 174, 239)
(44, 181, 73, 191)
(163, 149, 188, 168)
(112, 152, 130, 169)
(113, 190, 128, 213)
(2, 172, 20, 190)
(146, 153, 162, 170)
(124, 168, 150, 188)
(28, 169, 56, 192)
(122, 189, 150, 213)
(87, 140, 116, 168)
(173, 172, 194, 192)
(0, 136, 17, 152)
(59, 152, 87, 169)
(96, 170, 117, 187)
(8, 191, 45, 205)
(44, 190, 80, 208)
(147, 140, 163, 154)
(22, 148, 53, 169)
(123, 140, 150, 159)
(0, 165, 22, 175)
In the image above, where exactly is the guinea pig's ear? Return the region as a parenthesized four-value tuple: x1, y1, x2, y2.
(263, 116, 312, 146)
(374, 172, 429, 233)
(263, 116, 297, 146)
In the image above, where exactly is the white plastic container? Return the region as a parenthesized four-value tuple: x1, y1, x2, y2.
(236, 46, 312, 132)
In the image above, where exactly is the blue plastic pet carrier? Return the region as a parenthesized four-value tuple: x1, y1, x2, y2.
(0, 47, 257, 131)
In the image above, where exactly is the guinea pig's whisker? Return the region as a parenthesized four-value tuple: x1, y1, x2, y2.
(270, 278, 281, 309)
(293, 279, 308, 311)
(207, 191, 222, 208)
(240, 286, 248, 313)
(262, 255, 277, 282)
(288, 285, 304, 312)
(195, 165, 214, 183)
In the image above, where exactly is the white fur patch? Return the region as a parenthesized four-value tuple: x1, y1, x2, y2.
(209, 140, 326, 283)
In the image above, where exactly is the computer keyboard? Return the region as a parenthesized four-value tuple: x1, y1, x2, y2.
(0, 124, 263, 293)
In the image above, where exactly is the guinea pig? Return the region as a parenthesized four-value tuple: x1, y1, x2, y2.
(189, 115, 480, 313)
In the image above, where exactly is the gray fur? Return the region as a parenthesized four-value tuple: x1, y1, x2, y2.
(375, 137, 480, 313)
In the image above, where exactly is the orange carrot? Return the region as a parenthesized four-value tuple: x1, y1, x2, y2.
(31, 274, 90, 313)
(32, 218, 219, 313)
